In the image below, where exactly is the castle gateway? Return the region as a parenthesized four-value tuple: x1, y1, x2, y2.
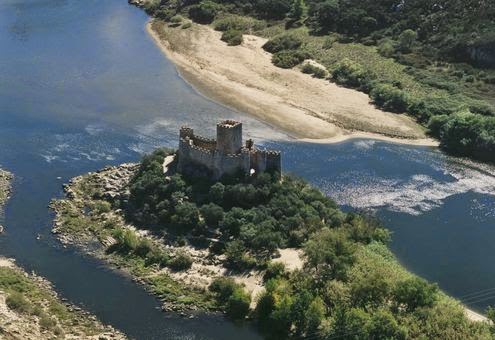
(177, 120, 281, 179)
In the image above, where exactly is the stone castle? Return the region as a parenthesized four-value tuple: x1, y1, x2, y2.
(177, 120, 281, 179)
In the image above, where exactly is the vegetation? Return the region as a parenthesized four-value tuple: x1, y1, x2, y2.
(122, 149, 494, 338)
(301, 62, 327, 78)
(52, 147, 495, 337)
(221, 29, 243, 46)
(0, 264, 122, 337)
(143, 0, 495, 163)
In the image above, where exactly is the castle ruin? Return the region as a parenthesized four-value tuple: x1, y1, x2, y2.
(177, 120, 281, 179)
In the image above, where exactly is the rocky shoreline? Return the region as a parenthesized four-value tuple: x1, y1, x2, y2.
(50, 163, 221, 314)
(0, 169, 12, 207)
(0, 257, 126, 339)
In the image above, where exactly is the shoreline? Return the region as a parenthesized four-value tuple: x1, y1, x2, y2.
(0, 257, 126, 339)
(146, 20, 438, 147)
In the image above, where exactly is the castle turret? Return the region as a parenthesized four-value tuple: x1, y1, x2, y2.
(216, 120, 242, 155)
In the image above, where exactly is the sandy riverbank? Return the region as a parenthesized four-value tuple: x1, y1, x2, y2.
(147, 20, 437, 146)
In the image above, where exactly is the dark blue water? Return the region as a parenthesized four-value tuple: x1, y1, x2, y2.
(1, 0, 494, 338)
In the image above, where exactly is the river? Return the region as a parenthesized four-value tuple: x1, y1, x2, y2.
(0, 0, 494, 339)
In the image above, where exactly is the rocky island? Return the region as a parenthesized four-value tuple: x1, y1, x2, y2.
(50, 122, 493, 339)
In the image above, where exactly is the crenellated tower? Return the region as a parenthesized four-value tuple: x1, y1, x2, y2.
(216, 120, 243, 155)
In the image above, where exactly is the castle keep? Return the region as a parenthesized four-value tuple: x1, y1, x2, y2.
(177, 120, 281, 179)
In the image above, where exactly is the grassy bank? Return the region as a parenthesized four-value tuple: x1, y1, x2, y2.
(135, 0, 495, 163)
(51, 148, 494, 338)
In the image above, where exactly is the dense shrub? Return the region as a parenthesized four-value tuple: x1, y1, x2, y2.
(370, 83, 410, 113)
(169, 15, 183, 24)
(189, 1, 221, 24)
(393, 277, 438, 311)
(214, 15, 265, 32)
(262, 33, 303, 53)
(221, 29, 243, 46)
(377, 39, 395, 58)
(226, 287, 251, 319)
(209, 277, 250, 319)
(431, 111, 495, 162)
(301, 63, 327, 78)
(168, 250, 193, 271)
(331, 58, 375, 92)
(6, 292, 31, 314)
(272, 50, 310, 68)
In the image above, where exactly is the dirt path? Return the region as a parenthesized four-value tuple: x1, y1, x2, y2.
(148, 20, 436, 146)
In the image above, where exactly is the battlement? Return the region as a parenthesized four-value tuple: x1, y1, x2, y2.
(177, 121, 281, 179)
(217, 120, 241, 129)
(254, 149, 281, 156)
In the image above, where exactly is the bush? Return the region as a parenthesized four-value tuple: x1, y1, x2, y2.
(377, 39, 395, 58)
(6, 292, 31, 314)
(263, 262, 286, 282)
(370, 83, 410, 113)
(209, 277, 238, 303)
(272, 50, 310, 69)
(181, 22, 192, 29)
(169, 15, 183, 24)
(168, 250, 193, 271)
(263, 33, 303, 53)
(39, 314, 57, 330)
(189, 1, 220, 24)
(331, 58, 376, 92)
(200, 203, 224, 227)
(214, 15, 265, 33)
(301, 63, 327, 78)
(221, 29, 243, 46)
(226, 287, 251, 319)
(209, 277, 250, 319)
(393, 277, 438, 311)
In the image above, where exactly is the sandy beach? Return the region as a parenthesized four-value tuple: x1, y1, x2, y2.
(147, 20, 437, 146)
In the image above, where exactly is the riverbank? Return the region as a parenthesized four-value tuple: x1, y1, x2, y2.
(0, 257, 125, 339)
(147, 20, 436, 146)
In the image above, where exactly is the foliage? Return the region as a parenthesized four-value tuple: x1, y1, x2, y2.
(370, 83, 409, 113)
(398, 29, 417, 53)
(213, 15, 265, 33)
(428, 111, 495, 162)
(221, 29, 243, 46)
(168, 250, 193, 271)
(6, 292, 32, 314)
(189, 1, 221, 24)
(393, 277, 438, 312)
(209, 277, 251, 319)
(263, 33, 303, 53)
(301, 63, 327, 78)
(272, 50, 310, 68)
(288, 0, 307, 21)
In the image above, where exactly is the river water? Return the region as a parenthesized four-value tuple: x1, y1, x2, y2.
(0, 0, 494, 339)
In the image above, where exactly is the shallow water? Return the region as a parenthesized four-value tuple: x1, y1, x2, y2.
(1, 0, 494, 338)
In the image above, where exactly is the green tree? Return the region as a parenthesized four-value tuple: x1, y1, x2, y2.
(200, 203, 224, 227)
(398, 29, 417, 53)
(289, 0, 307, 21)
(226, 287, 251, 319)
(305, 297, 325, 334)
(393, 277, 438, 311)
(304, 228, 356, 281)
